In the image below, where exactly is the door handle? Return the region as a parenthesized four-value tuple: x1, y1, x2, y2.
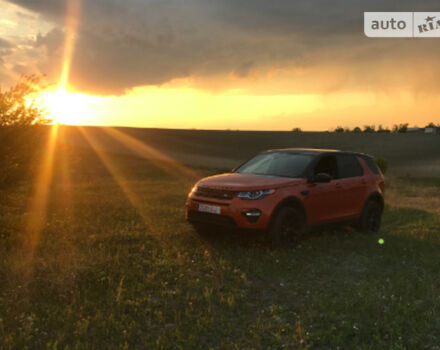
(335, 183, 342, 188)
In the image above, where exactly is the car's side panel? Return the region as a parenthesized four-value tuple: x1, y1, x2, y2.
(335, 176, 368, 219)
(333, 155, 370, 219)
(302, 180, 344, 224)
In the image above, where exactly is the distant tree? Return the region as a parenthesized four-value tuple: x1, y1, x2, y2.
(334, 126, 345, 133)
(0, 74, 50, 188)
(363, 125, 375, 133)
(352, 126, 362, 133)
(377, 125, 391, 133)
(392, 123, 409, 133)
(292, 127, 302, 133)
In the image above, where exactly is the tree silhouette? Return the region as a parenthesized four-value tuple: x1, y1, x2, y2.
(392, 123, 408, 133)
(0, 75, 49, 126)
(363, 125, 375, 133)
(0, 75, 50, 188)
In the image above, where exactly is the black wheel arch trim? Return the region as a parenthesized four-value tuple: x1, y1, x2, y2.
(269, 196, 307, 227)
(364, 192, 384, 212)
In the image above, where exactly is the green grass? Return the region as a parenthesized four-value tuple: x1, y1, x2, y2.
(1, 146, 440, 349)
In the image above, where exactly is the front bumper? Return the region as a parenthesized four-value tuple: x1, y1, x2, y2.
(185, 195, 274, 229)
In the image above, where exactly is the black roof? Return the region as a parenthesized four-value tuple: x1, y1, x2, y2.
(265, 148, 373, 158)
(266, 148, 339, 154)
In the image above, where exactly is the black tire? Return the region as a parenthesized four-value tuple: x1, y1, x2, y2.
(267, 207, 305, 246)
(358, 200, 382, 233)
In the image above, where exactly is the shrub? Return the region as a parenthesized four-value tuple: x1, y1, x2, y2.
(375, 157, 388, 175)
(0, 75, 49, 189)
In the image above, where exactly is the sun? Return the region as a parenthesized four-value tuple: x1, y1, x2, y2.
(40, 89, 92, 125)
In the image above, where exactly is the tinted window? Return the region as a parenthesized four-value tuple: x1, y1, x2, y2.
(236, 152, 313, 178)
(337, 155, 363, 178)
(313, 155, 338, 179)
(361, 156, 381, 175)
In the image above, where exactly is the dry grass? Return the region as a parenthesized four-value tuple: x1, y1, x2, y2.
(386, 177, 440, 214)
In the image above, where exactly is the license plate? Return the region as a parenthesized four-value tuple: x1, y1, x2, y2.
(198, 203, 221, 215)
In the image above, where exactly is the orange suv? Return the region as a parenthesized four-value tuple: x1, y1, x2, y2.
(186, 149, 385, 242)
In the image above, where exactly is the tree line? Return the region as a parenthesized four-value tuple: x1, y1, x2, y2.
(292, 123, 439, 133)
(334, 124, 406, 133)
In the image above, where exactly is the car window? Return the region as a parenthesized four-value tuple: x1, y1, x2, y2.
(313, 155, 338, 179)
(337, 154, 363, 178)
(235, 152, 313, 178)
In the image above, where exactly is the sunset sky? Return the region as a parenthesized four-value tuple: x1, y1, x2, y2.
(0, 0, 439, 130)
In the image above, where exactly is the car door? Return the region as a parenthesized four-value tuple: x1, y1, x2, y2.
(303, 155, 344, 224)
(335, 154, 367, 219)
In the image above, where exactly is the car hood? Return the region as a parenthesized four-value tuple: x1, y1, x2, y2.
(196, 173, 305, 191)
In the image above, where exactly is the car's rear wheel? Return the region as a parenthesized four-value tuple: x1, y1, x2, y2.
(268, 207, 305, 246)
(358, 200, 382, 233)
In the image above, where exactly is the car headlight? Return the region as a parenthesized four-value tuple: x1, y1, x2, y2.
(236, 189, 275, 200)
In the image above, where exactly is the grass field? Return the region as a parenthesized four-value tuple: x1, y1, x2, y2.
(1, 129, 440, 349)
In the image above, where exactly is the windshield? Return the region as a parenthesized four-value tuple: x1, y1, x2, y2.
(235, 152, 313, 178)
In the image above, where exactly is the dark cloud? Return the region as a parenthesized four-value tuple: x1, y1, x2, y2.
(5, 0, 440, 94)
(35, 27, 63, 51)
(8, 0, 67, 21)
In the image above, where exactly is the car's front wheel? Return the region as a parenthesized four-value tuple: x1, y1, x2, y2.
(268, 206, 305, 246)
(358, 199, 383, 233)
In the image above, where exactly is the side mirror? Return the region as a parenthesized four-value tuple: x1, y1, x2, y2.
(313, 172, 332, 183)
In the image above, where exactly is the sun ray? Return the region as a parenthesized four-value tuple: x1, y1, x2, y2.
(26, 125, 59, 243)
(57, 126, 74, 214)
(9, 0, 83, 286)
(60, 0, 83, 91)
(15, 125, 59, 281)
(102, 127, 200, 181)
(77, 126, 157, 234)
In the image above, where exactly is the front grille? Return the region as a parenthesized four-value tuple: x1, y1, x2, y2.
(187, 211, 237, 227)
(195, 187, 236, 200)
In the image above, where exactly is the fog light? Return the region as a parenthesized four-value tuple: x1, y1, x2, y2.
(242, 209, 261, 223)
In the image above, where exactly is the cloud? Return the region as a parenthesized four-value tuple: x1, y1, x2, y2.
(0, 38, 15, 66)
(4, 0, 440, 94)
(0, 37, 14, 49)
